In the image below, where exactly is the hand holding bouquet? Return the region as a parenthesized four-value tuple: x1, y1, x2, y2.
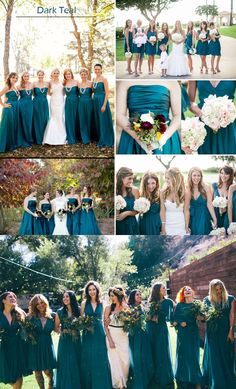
(201, 95, 236, 133)
(172, 33, 183, 43)
(209, 227, 226, 236)
(115, 195, 127, 211)
(158, 32, 165, 40)
(134, 197, 150, 217)
(149, 36, 157, 45)
(227, 222, 236, 235)
(181, 117, 207, 153)
(57, 208, 66, 221)
(212, 196, 228, 209)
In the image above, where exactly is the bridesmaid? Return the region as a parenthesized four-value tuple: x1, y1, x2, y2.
(157, 22, 170, 56)
(185, 167, 217, 235)
(66, 186, 80, 235)
(185, 21, 197, 72)
(145, 20, 157, 75)
(27, 294, 56, 389)
(116, 167, 139, 235)
(228, 181, 236, 224)
(196, 21, 209, 74)
(55, 291, 82, 389)
(80, 281, 112, 389)
(128, 290, 153, 389)
(19, 187, 43, 235)
(64, 68, 79, 144)
(18, 72, 34, 147)
(0, 72, 19, 153)
(202, 279, 236, 389)
(80, 185, 101, 235)
(173, 286, 203, 389)
(92, 64, 114, 147)
(146, 283, 174, 388)
(132, 19, 146, 76)
(39, 192, 55, 235)
(124, 19, 133, 74)
(33, 70, 49, 144)
(208, 22, 221, 74)
(139, 172, 161, 235)
(78, 68, 94, 144)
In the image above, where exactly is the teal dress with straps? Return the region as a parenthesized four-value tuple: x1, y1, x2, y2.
(124, 30, 133, 53)
(65, 85, 79, 144)
(212, 182, 229, 230)
(93, 82, 114, 147)
(139, 202, 161, 235)
(157, 34, 169, 55)
(18, 89, 33, 147)
(116, 194, 139, 235)
(0, 90, 19, 152)
(190, 194, 212, 235)
(33, 87, 49, 144)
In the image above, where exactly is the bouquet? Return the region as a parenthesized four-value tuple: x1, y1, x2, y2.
(149, 36, 157, 45)
(35, 209, 43, 217)
(82, 202, 90, 212)
(134, 197, 150, 217)
(43, 210, 52, 219)
(181, 117, 207, 153)
(227, 222, 236, 235)
(201, 95, 236, 133)
(115, 195, 127, 211)
(57, 208, 66, 221)
(158, 32, 165, 40)
(209, 29, 218, 38)
(199, 32, 206, 40)
(146, 301, 164, 322)
(0, 328, 6, 347)
(61, 315, 95, 340)
(203, 305, 224, 332)
(172, 33, 183, 43)
(125, 51, 132, 58)
(189, 47, 196, 55)
(209, 227, 226, 236)
(190, 299, 204, 318)
(114, 306, 146, 335)
(68, 203, 76, 213)
(20, 317, 38, 345)
(212, 196, 228, 209)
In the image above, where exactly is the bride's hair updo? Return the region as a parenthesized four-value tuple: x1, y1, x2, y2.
(28, 187, 37, 195)
(50, 68, 60, 79)
(57, 189, 64, 196)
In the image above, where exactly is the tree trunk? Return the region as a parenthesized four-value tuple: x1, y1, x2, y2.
(87, 0, 98, 76)
(0, 204, 7, 234)
(230, 0, 233, 26)
(3, 0, 15, 80)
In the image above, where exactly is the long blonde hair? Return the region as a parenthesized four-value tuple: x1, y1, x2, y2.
(172, 20, 184, 35)
(20, 72, 29, 89)
(28, 294, 52, 319)
(140, 172, 160, 203)
(187, 167, 207, 199)
(208, 279, 228, 306)
(162, 168, 185, 206)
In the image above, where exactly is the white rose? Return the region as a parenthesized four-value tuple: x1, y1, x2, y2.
(140, 112, 154, 124)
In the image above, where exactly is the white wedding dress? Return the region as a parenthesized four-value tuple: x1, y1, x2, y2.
(165, 200, 186, 235)
(43, 83, 67, 145)
(52, 197, 69, 235)
(167, 42, 190, 76)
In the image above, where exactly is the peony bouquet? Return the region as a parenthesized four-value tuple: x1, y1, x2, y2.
(125, 51, 132, 58)
(115, 195, 127, 211)
(181, 117, 207, 153)
(212, 196, 228, 209)
(227, 222, 236, 235)
(158, 32, 165, 40)
(149, 36, 157, 45)
(201, 94, 236, 133)
(209, 227, 226, 236)
(134, 197, 150, 217)
(172, 33, 183, 43)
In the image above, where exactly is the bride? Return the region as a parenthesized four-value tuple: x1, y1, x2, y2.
(51, 189, 69, 235)
(167, 20, 191, 76)
(43, 69, 67, 145)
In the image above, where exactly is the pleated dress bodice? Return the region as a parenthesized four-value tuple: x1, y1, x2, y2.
(190, 194, 212, 235)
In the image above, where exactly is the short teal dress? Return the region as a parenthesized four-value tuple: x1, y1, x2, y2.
(80, 198, 101, 235)
(146, 298, 174, 387)
(56, 307, 81, 389)
(65, 86, 79, 144)
(202, 295, 236, 389)
(197, 81, 236, 154)
(132, 28, 145, 57)
(93, 82, 114, 147)
(139, 202, 161, 235)
(209, 32, 221, 56)
(81, 302, 112, 389)
(190, 194, 212, 235)
(212, 183, 229, 230)
(33, 87, 49, 144)
(66, 197, 80, 235)
(124, 30, 133, 53)
(231, 189, 236, 222)
(116, 194, 139, 235)
(174, 302, 203, 386)
(19, 199, 43, 235)
(196, 30, 209, 55)
(185, 31, 194, 54)
(40, 203, 55, 235)
(145, 31, 157, 56)
(157, 34, 169, 55)
(27, 316, 57, 371)
(79, 87, 93, 144)
(18, 89, 33, 147)
(118, 85, 181, 154)
(0, 90, 19, 153)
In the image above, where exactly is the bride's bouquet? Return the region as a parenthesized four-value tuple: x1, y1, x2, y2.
(134, 197, 150, 217)
(212, 196, 228, 209)
(201, 95, 236, 133)
(171, 33, 183, 43)
(181, 117, 207, 153)
(149, 36, 157, 45)
(115, 195, 127, 211)
(158, 32, 165, 40)
(57, 208, 66, 221)
(114, 306, 146, 335)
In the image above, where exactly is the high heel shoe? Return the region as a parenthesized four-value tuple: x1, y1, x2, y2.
(205, 68, 208, 74)
(200, 67, 203, 73)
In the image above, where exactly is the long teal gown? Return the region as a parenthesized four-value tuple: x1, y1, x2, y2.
(19, 199, 43, 235)
(28, 316, 57, 371)
(33, 87, 49, 144)
(117, 85, 181, 154)
(185, 31, 194, 54)
(146, 298, 174, 387)
(212, 183, 229, 230)
(18, 89, 33, 147)
(145, 31, 157, 56)
(65, 86, 79, 144)
(116, 194, 139, 235)
(66, 197, 80, 235)
(93, 82, 114, 147)
(157, 34, 169, 55)
(81, 302, 112, 389)
(198, 81, 236, 154)
(0, 90, 19, 153)
(202, 295, 236, 389)
(209, 34, 221, 56)
(40, 203, 55, 235)
(196, 30, 209, 55)
(80, 198, 101, 235)
(174, 302, 203, 387)
(190, 194, 212, 235)
(124, 30, 133, 53)
(231, 189, 236, 222)
(79, 87, 94, 144)
(139, 202, 161, 235)
(56, 307, 81, 389)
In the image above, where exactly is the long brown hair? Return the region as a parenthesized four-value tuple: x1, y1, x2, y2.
(140, 172, 160, 203)
(63, 68, 74, 86)
(162, 168, 185, 206)
(218, 166, 234, 189)
(187, 21, 194, 34)
(0, 291, 25, 322)
(148, 20, 157, 33)
(188, 167, 207, 199)
(161, 22, 169, 36)
(83, 280, 102, 304)
(149, 283, 164, 302)
(6, 72, 18, 89)
(116, 167, 133, 197)
(28, 294, 52, 319)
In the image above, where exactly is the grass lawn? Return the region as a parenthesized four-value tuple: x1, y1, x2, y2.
(219, 25, 236, 39)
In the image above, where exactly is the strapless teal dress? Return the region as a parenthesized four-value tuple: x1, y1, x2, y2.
(212, 183, 229, 230)
(197, 81, 236, 154)
(0, 90, 19, 152)
(18, 89, 33, 147)
(33, 87, 49, 144)
(196, 30, 209, 55)
(41, 203, 55, 235)
(231, 189, 236, 222)
(80, 198, 101, 235)
(145, 31, 157, 56)
(157, 35, 169, 56)
(19, 199, 43, 235)
(190, 194, 212, 235)
(116, 194, 139, 235)
(139, 202, 161, 235)
(118, 85, 181, 154)
(65, 86, 79, 144)
(66, 197, 80, 235)
(79, 87, 93, 144)
(93, 82, 114, 147)
(181, 84, 190, 120)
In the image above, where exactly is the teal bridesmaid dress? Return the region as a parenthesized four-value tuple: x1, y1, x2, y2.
(185, 31, 194, 54)
(209, 33, 221, 56)
(116, 194, 139, 235)
(28, 316, 57, 371)
(41, 203, 55, 235)
(0, 90, 19, 152)
(197, 81, 236, 154)
(190, 194, 212, 235)
(196, 30, 209, 55)
(80, 198, 101, 235)
(157, 34, 169, 55)
(202, 295, 236, 389)
(146, 298, 174, 387)
(65, 85, 79, 144)
(138, 202, 161, 235)
(93, 82, 114, 147)
(231, 189, 236, 221)
(79, 87, 93, 144)
(145, 31, 157, 56)
(19, 199, 43, 235)
(124, 31, 133, 53)
(174, 302, 203, 387)
(56, 307, 81, 389)
(81, 302, 112, 389)
(181, 83, 190, 120)
(132, 28, 145, 57)
(212, 183, 229, 230)
(117, 85, 181, 154)
(33, 87, 49, 144)
(18, 89, 33, 147)
(66, 198, 80, 235)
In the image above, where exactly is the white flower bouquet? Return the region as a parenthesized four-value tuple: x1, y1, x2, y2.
(158, 32, 165, 40)
(181, 117, 207, 153)
(125, 51, 132, 58)
(149, 36, 157, 45)
(189, 47, 196, 55)
(172, 33, 183, 43)
(209, 29, 218, 36)
(209, 227, 226, 236)
(212, 196, 228, 209)
(115, 195, 127, 211)
(199, 32, 206, 40)
(201, 94, 236, 133)
(134, 197, 150, 217)
(227, 222, 236, 235)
